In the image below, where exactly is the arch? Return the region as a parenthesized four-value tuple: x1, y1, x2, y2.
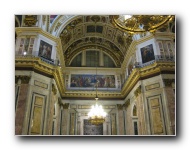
(65, 45, 121, 67)
(132, 104, 137, 117)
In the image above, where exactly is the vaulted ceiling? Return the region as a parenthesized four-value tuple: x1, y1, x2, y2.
(58, 15, 133, 67)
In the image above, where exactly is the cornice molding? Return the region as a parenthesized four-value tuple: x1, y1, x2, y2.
(121, 61, 175, 97)
(15, 57, 65, 97)
(15, 27, 58, 42)
(15, 57, 175, 100)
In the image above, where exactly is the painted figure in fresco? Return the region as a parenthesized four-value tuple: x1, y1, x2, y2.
(70, 75, 116, 88)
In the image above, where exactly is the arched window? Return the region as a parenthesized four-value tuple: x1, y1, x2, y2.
(86, 50, 99, 67)
(104, 53, 116, 67)
(70, 53, 82, 67)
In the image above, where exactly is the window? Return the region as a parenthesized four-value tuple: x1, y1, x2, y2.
(86, 51, 99, 67)
(70, 53, 82, 67)
(104, 53, 116, 67)
(134, 121, 138, 135)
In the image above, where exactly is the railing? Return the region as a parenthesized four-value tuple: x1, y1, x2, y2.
(134, 55, 175, 68)
(121, 55, 175, 88)
(15, 51, 59, 66)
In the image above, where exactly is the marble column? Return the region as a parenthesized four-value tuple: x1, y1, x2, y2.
(15, 76, 30, 135)
(163, 79, 175, 135)
(62, 103, 69, 135)
(117, 104, 125, 135)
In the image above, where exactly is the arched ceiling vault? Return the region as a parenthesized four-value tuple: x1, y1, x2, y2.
(51, 15, 133, 67)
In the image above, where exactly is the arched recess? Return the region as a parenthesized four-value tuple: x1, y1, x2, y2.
(65, 45, 121, 67)
(132, 104, 137, 117)
(69, 49, 117, 68)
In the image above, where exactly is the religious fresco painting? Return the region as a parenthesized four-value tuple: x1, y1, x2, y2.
(38, 40, 52, 60)
(70, 74, 115, 88)
(141, 44, 155, 63)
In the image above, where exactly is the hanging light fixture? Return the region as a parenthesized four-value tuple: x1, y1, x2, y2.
(110, 15, 174, 34)
(88, 17, 107, 125)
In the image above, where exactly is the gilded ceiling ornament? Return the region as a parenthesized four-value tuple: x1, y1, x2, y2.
(54, 22, 61, 31)
(24, 15, 37, 27)
(110, 15, 174, 34)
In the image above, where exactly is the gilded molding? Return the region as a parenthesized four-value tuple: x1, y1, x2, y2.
(134, 85, 142, 97)
(52, 83, 57, 95)
(163, 79, 175, 87)
(15, 75, 31, 84)
(63, 103, 69, 109)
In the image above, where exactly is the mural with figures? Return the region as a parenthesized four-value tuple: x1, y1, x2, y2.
(140, 44, 155, 63)
(70, 74, 115, 88)
(38, 40, 52, 60)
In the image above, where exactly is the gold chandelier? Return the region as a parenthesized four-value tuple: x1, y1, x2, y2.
(88, 96, 107, 125)
(88, 20, 106, 125)
(110, 15, 174, 34)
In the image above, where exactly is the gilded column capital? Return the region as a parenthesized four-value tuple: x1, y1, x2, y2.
(52, 83, 57, 95)
(123, 99, 130, 108)
(163, 79, 175, 87)
(63, 103, 69, 109)
(134, 85, 142, 97)
(117, 104, 123, 110)
(15, 75, 31, 84)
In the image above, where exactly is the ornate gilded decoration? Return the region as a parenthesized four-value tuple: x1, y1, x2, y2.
(54, 22, 61, 31)
(63, 103, 69, 109)
(24, 15, 37, 27)
(110, 15, 174, 34)
(52, 83, 57, 95)
(134, 85, 142, 97)
(163, 79, 175, 87)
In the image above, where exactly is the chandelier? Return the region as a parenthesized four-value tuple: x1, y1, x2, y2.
(110, 15, 174, 34)
(88, 19, 107, 125)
